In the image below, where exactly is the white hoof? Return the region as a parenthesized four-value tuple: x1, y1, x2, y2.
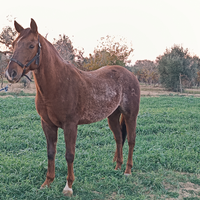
(124, 173, 131, 176)
(40, 185, 47, 190)
(63, 181, 73, 196)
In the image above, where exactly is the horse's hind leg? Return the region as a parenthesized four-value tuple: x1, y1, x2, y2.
(113, 114, 126, 162)
(108, 108, 123, 170)
(124, 114, 137, 175)
(40, 120, 58, 189)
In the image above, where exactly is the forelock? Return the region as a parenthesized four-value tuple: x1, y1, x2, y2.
(12, 28, 32, 47)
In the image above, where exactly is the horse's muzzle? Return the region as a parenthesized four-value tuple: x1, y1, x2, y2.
(5, 69, 20, 83)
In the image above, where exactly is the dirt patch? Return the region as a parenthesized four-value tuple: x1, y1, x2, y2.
(140, 85, 200, 97)
(179, 182, 200, 197)
(106, 192, 125, 200)
(141, 90, 200, 97)
(7, 82, 36, 94)
(1, 82, 200, 98)
(163, 182, 200, 200)
(0, 82, 36, 98)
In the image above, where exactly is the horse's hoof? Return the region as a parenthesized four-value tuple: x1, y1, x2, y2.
(63, 181, 73, 196)
(124, 173, 131, 176)
(40, 185, 47, 190)
(63, 189, 73, 197)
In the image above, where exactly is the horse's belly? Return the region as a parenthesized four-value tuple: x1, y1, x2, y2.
(79, 94, 120, 124)
(79, 106, 118, 124)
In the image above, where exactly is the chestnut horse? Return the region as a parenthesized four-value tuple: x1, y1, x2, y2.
(5, 19, 140, 196)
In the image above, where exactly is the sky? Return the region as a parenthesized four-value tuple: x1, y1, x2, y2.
(0, 0, 199, 65)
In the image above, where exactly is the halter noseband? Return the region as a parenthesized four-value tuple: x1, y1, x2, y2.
(10, 36, 41, 78)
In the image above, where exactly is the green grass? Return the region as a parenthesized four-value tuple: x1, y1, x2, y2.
(0, 96, 200, 199)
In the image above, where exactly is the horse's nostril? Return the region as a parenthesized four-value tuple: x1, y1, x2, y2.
(11, 70, 17, 78)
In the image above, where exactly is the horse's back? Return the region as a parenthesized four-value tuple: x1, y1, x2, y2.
(81, 65, 138, 87)
(88, 65, 140, 99)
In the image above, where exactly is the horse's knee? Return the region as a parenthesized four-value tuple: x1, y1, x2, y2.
(65, 152, 74, 163)
(127, 133, 136, 145)
(128, 140, 135, 147)
(47, 150, 56, 160)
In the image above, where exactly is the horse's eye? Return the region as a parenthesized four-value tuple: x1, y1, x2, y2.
(29, 44, 34, 49)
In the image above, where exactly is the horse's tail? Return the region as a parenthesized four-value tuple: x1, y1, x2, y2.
(120, 114, 127, 146)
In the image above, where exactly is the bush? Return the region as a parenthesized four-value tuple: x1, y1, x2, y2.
(157, 45, 199, 91)
(83, 35, 133, 70)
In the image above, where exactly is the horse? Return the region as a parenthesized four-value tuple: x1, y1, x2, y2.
(5, 19, 140, 196)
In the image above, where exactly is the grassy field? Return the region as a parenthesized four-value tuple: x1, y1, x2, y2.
(0, 96, 200, 199)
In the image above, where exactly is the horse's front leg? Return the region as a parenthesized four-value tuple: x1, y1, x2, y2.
(62, 122, 77, 196)
(40, 120, 58, 189)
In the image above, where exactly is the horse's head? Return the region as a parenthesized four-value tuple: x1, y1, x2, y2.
(5, 19, 41, 83)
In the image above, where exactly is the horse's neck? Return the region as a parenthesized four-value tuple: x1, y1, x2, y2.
(33, 37, 72, 97)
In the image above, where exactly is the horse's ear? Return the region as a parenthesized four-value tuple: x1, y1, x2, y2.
(30, 18, 38, 34)
(14, 21, 24, 33)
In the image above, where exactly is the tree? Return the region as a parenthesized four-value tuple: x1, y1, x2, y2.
(0, 26, 17, 86)
(0, 53, 8, 87)
(132, 60, 159, 85)
(53, 35, 85, 70)
(193, 56, 200, 86)
(0, 26, 16, 53)
(157, 45, 199, 91)
(83, 35, 133, 70)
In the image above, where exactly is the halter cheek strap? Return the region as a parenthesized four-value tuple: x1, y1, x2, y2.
(10, 36, 41, 79)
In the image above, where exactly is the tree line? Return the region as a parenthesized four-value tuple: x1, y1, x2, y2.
(0, 26, 200, 92)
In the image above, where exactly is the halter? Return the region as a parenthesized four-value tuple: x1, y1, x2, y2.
(10, 36, 41, 79)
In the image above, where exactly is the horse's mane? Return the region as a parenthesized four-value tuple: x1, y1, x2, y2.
(41, 34, 75, 69)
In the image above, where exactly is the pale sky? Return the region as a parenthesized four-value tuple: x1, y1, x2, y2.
(0, 0, 199, 65)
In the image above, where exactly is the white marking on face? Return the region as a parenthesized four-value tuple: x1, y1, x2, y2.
(17, 36, 23, 44)
(5, 70, 12, 81)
